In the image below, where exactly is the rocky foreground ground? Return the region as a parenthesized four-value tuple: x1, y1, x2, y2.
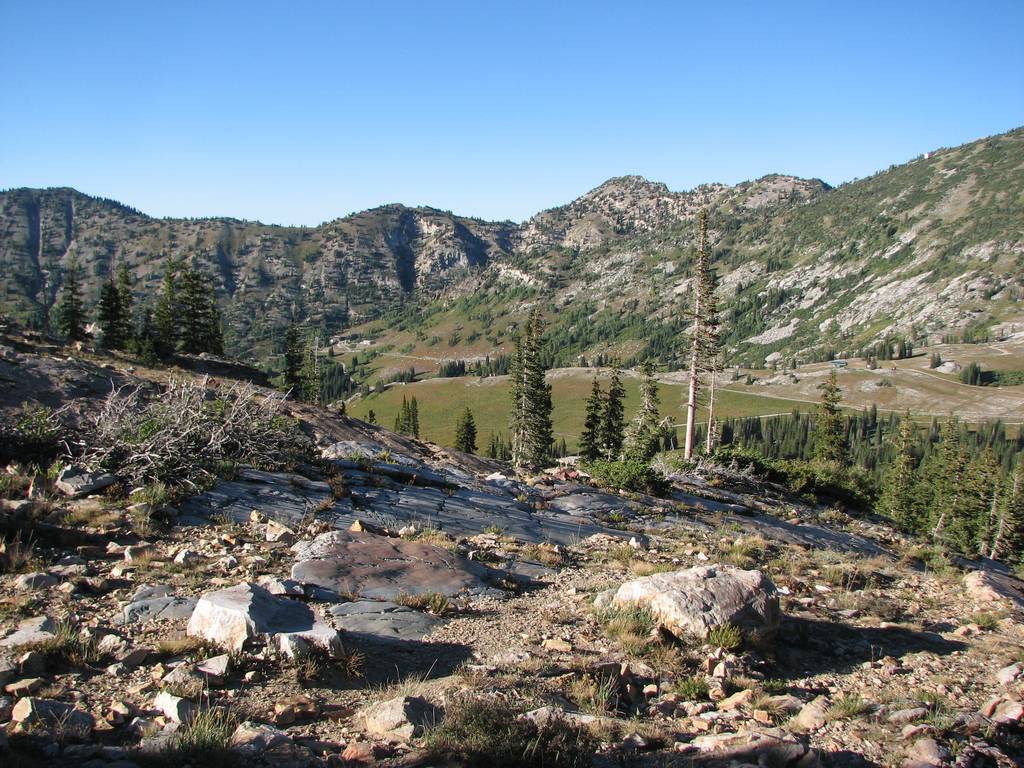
(1, 339, 1023, 767)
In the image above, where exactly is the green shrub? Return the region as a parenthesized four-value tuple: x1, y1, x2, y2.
(424, 696, 596, 768)
(582, 459, 669, 496)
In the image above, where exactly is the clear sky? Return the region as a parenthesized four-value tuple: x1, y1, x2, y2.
(2, 1, 1021, 225)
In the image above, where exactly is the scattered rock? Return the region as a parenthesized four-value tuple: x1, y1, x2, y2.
(789, 696, 829, 733)
(12, 572, 57, 591)
(360, 696, 440, 740)
(187, 582, 342, 656)
(56, 467, 117, 498)
(611, 564, 781, 640)
(152, 691, 196, 723)
(0, 616, 57, 648)
(12, 697, 94, 739)
(230, 721, 290, 754)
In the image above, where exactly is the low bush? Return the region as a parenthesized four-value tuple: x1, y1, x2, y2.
(72, 377, 308, 489)
(582, 459, 669, 496)
(424, 696, 597, 768)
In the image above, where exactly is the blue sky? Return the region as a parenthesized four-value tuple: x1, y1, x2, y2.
(1, 1, 1021, 224)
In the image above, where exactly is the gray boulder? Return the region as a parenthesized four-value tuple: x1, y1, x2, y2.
(612, 564, 781, 641)
(56, 467, 116, 498)
(187, 582, 342, 657)
(360, 695, 439, 740)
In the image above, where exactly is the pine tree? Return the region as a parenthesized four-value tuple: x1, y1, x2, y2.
(990, 460, 1023, 561)
(97, 278, 124, 349)
(579, 378, 604, 461)
(624, 364, 662, 461)
(115, 262, 134, 347)
(55, 257, 86, 342)
(153, 257, 180, 356)
(301, 332, 322, 404)
(409, 396, 420, 438)
(282, 324, 303, 393)
(131, 307, 158, 365)
(454, 408, 477, 453)
(813, 368, 846, 465)
(178, 262, 222, 355)
(930, 419, 968, 544)
(878, 412, 917, 530)
(367, 410, 377, 425)
(600, 366, 625, 459)
(509, 309, 553, 469)
(395, 396, 410, 434)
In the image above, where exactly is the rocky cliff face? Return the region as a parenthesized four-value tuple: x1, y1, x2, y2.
(1, 126, 1022, 363)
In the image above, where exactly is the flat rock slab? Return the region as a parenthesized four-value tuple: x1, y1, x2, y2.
(56, 466, 117, 498)
(328, 600, 442, 642)
(612, 564, 781, 641)
(121, 595, 198, 625)
(176, 468, 354, 528)
(187, 582, 341, 656)
(292, 530, 507, 600)
(0, 616, 57, 648)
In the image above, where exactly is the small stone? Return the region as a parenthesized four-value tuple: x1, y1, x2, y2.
(718, 688, 753, 711)
(5, 677, 43, 696)
(152, 691, 195, 724)
(13, 572, 57, 592)
(266, 520, 297, 543)
(992, 698, 1024, 724)
(360, 695, 438, 740)
(124, 544, 155, 562)
(11, 697, 94, 739)
(996, 662, 1023, 685)
(789, 696, 829, 733)
(174, 549, 201, 566)
(543, 638, 572, 653)
(905, 737, 949, 766)
(888, 707, 929, 724)
(230, 721, 290, 754)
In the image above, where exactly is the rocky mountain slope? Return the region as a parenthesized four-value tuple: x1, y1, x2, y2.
(1, 127, 1022, 367)
(0, 334, 1022, 767)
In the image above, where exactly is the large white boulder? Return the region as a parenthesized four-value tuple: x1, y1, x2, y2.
(187, 583, 342, 657)
(611, 564, 781, 641)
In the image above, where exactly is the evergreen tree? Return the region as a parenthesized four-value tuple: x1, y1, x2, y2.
(153, 257, 180, 356)
(97, 278, 124, 349)
(367, 410, 377, 426)
(930, 419, 968, 544)
(600, 366, 626, 459)
(813, 368, 846, 465)
(282, 324, 303, 393)
(55, 256, 86, 341)
(395, 396, 411, 434)
(301, 332, 322, 404)
(990, 459, 1023, 561)
(509, 309, 553, 469)
(409, 396, 420, 438)
(878, 412, 917, 530)
(578, 378, 604, 461)
(115, 262, 134, 347)
(454, 408, 477, 453)
(178, 262, 223, 355)
(624, 364, 662, 461)
(131, 307, 158, 365)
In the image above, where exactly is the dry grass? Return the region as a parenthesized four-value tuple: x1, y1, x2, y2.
(394, 591, 453, 616)
(0, 532, 38, 573)
(568, 673, 619, 715)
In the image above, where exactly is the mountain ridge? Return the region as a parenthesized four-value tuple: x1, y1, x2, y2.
(1, 126, 1022, 368)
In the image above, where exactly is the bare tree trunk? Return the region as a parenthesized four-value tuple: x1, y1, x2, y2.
(705, 368, 717, 454)
(683, 211, 708, 461)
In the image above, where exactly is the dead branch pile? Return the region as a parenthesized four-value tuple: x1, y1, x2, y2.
(72, 377, 306, 488)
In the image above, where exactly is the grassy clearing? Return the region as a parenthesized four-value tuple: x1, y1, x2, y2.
(348, 373, 803, 449)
